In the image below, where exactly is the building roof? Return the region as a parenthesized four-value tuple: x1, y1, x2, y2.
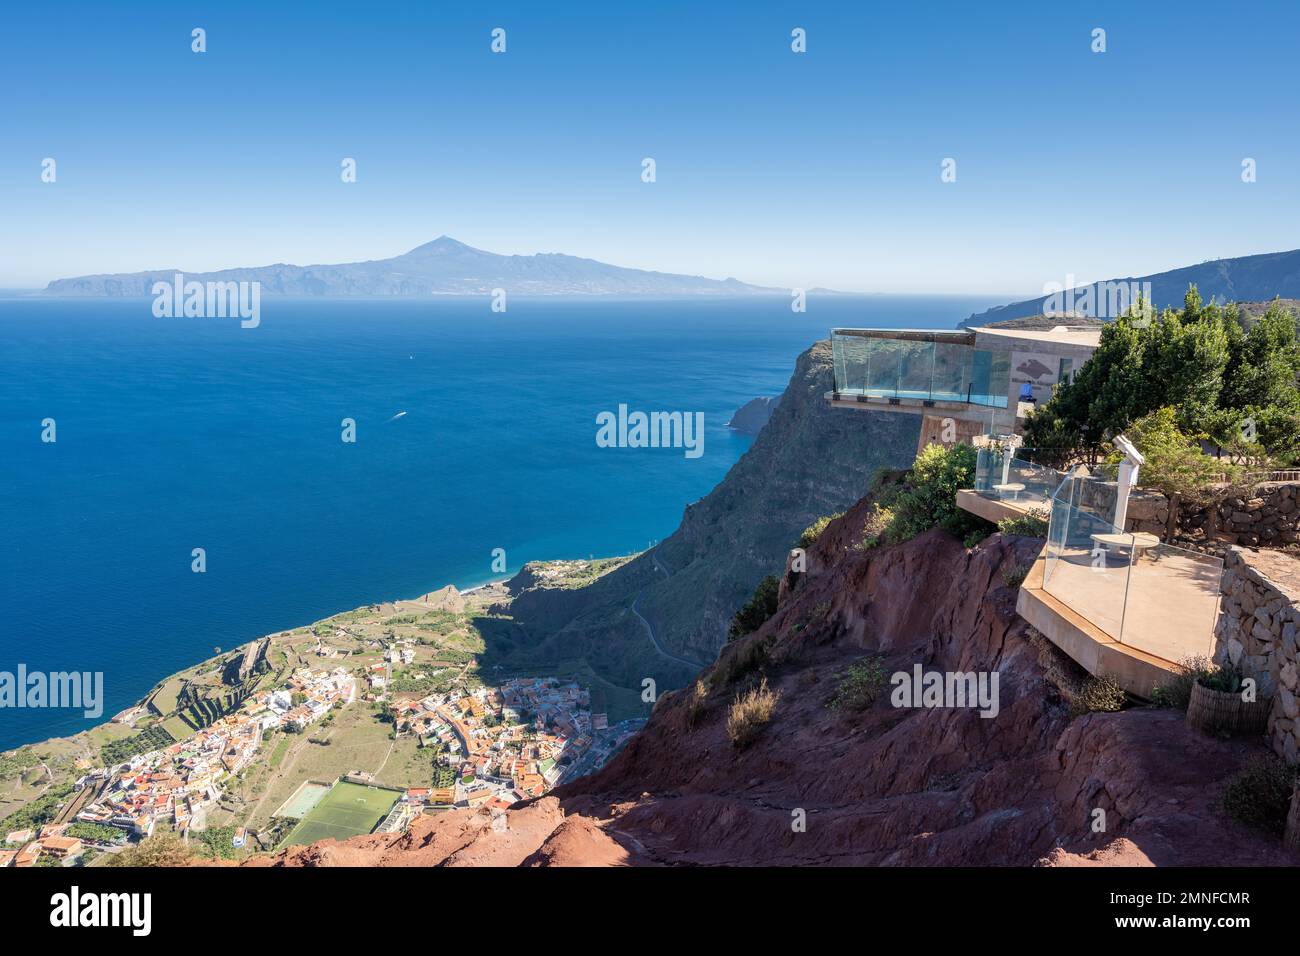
(969, 324, 1103, 349)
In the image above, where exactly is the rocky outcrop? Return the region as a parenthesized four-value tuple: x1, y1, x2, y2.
(726, 396, 779, 435)
(255, 504, 1298, 867)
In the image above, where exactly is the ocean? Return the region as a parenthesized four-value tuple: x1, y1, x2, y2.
(0, 293, 1006, 749)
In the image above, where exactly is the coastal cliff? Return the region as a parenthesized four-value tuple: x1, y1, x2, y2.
(254, 502, 1297, 866)
(490, 341, 918, 699)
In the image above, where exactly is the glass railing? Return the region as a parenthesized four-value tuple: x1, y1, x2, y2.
(1042, 468, 1221, 664)
(831, 331, 1009, 407)
(973, 446, 1065, 510)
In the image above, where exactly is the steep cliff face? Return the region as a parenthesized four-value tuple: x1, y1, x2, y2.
(255, 503, 1298, 867)
(479, 341, 919, 710)
(501, 342, 917, 676)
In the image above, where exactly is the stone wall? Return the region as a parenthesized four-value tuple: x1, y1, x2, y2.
(1101, 480, 1300, 554)
(1215, 547, 1300, 764)
(1179, 483, 1300, 549)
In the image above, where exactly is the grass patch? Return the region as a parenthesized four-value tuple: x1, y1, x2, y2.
(282, 781, 401, 846)
(104, 832, 198, 868)
(685, 679, 709, 730)
(726, 678, 780, 749)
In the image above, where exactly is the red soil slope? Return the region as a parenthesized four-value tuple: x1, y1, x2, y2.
(250, 501, 1298, 867)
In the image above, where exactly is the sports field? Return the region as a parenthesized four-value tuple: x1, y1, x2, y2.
(283, 781, 401, 846)
(274, 780, 331, 820)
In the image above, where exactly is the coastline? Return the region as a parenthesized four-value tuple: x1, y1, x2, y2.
(0, 556, 629, 759)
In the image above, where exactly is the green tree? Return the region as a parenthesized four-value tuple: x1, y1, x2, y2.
(727, 575, 780, 643)
(1104, 407, 1231, 499)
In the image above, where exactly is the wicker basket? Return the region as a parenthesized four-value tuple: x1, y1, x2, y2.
(1185, 680, 1270, 736)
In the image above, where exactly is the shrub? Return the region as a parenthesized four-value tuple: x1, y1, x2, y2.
(1222, 756, 1298, 836)
(881, 444, 993, 545)
(798, 512, 843, 549)
(726, 678, 781, 749)
(1149, 656, 1216, 710)
(1068, 675, 1127, 716)
(727, 575, 780, 643)
(998, 508, 1049, 538)
(1196, 659, 1247, 695)
(827, 656, 889, 711)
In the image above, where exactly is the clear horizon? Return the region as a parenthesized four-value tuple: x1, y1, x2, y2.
(5, 1, 1299, 293)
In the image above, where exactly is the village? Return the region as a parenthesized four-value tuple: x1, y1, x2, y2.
(1, 642, 639, 867)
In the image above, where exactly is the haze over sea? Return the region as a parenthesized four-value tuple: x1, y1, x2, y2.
(0, 294, 1005, 749)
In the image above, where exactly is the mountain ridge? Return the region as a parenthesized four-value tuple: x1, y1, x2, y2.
(41, 236, 788, 297)
(962, 248, 1300, 326)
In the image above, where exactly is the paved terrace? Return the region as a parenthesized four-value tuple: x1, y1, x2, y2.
(1043, 545, 1221, 664)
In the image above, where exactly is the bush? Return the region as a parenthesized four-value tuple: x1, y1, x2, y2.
(797, 512, 843, 549)
(998, 509, 1049, 538)
(880, 444, 992, 545)
(1222, 756, 1298, 836)
(1068, 675, 1127, 716)
(1149, 656, 1216, 710)
(727, 575, 780, 643)
(827, 656, 889, 711)
(726, 678, 781, 749)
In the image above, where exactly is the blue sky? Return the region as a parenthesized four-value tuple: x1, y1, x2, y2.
(2, 0, 1298, 293)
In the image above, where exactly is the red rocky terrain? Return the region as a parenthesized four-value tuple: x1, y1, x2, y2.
(250, 497, 1299, 867)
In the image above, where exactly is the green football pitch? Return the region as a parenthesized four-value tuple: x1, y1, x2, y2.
(283, 781, 402, 846)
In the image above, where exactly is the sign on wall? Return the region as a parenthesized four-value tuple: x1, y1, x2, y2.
(1009, 351, 1060, 405)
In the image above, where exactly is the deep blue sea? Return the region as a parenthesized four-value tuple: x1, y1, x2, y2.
(0, 294, 1005, 749)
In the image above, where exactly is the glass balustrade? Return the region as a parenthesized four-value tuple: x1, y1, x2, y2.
(831, 331, 1009, 407)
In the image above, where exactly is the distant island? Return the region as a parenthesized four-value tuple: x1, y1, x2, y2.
(40, 236, 789, 298)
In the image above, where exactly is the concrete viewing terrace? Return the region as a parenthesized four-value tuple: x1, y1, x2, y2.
(1040, 543, 1220, 665)
(1016, 555, 1194, 698)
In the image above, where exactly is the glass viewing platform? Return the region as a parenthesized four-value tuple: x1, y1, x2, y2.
(831, 329, 1010, 408)
(1042, 466, 1222, 664)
